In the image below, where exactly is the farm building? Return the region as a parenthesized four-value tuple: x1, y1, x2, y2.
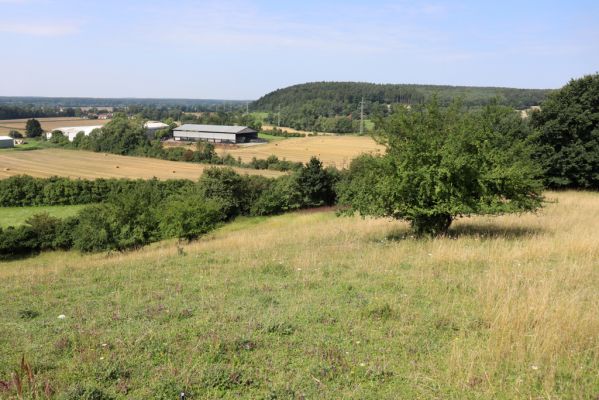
(0, 136, 15, 148)
(144, 121, 170, 139)
(173, 124, 258, 144)
(46, 125, 103, 142)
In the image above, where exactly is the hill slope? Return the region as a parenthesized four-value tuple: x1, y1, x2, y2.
(1, 191, 597, 398)
(251, 81, 552, 133)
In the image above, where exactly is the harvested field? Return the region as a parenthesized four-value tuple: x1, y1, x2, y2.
(219, 135, 384, 168)
(0, 148, 283, 180)
(0, 117, 109, 135)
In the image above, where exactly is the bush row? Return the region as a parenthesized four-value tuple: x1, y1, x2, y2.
(0, 158, 339, 258)
(0, 176, 194, 207)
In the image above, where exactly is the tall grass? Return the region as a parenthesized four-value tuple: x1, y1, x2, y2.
(0, 191, 597, 398)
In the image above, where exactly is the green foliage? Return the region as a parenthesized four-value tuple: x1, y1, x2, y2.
(8, 130, 23, 139)
(0, 175, 193, 207)
(338, 99, 544, 235)
(531, 73, 599, 189)
(253, 82, 551, 133)
(296, 157, 337, 207)
(25, 118, 43, 138)
(159, 195, 225, 240)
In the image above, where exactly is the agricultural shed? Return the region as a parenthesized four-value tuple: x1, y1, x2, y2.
(45, 126, 103, 142)
(144, 121, 170, 139)
(0, 136, 15, 148)
(173, 124, 258, 144)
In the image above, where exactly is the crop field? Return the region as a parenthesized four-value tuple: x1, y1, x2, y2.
(0, 191, 597, 398)
(0, 205, 86, 228)
(219, 135, 385, 168)
(0, 148, 283, 180)
(0, 117, 109, 135)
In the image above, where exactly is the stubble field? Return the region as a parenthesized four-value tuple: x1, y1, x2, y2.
(0, 117, 110, 135)
(0, 148, 283, 180)
(218, 135, 384, 168)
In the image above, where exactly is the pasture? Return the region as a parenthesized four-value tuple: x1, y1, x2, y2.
(0, 148, 283, 180)
(220, 135, 384, 168)
(0, 205, 85, 228)
(0, 117, 109, 135)
(0, 191, 597, 398)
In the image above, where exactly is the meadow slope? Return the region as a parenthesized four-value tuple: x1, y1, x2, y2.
(0, 191, 598, 399)
(0, 148, 283, 180)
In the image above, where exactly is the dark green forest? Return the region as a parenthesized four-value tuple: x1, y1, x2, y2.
(252, 81, 552, 133)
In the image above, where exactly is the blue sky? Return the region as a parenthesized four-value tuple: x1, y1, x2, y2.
(1, 0, 598, 99)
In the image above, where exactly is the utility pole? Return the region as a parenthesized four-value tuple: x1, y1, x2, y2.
(246, 102, 249, 114)
(277, 105, 281, 127)
(360, 97, 364, 135)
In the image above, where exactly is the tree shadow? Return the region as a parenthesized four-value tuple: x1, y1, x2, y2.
(382, 223, 544, 242)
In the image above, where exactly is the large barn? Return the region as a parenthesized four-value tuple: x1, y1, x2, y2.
(0, 136, 15, 148)
(46, 126, 103, 142)
(173, 124, 258, 144)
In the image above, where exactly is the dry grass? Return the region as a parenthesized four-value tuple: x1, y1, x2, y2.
(219, 135, 384, 168)
(0, 191, 597, 398)
(0, 117, 109, 135)
(0, 148, 283, 180)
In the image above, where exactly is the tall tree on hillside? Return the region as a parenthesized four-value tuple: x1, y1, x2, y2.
(531, 73, 599, 189)
(25, 119, 43, 138)
(338, 99, 544, 236)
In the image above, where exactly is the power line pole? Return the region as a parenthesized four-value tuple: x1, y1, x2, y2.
(246, 102, 249, 114)
(277, 105, 281, 127)
(360, 97, 364, 135)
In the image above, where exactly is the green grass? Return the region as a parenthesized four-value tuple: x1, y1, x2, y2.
(257, 132, 289, 141)
(0, 192, 598, 399)
(0, 205, 86, 227)
(0, 139, 57, 152)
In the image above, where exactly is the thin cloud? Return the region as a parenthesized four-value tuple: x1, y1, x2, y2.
(0, 22, 79, 36)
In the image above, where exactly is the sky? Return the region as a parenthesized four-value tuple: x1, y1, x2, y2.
(0, 0, 598, 99)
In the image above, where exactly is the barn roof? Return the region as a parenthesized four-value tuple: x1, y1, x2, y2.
(0, 136, 14, 140)
(174, 124, 256, 134)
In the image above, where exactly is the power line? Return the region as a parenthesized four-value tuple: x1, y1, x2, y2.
(360, 97, 364, 135)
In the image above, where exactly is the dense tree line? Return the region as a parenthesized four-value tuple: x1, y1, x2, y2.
(0, 159, 338, 258)
(252, 82, 551, 133)
(0, 105, 78, 120)
(0, 176, 194, 207)
(531, 73, 599, 189)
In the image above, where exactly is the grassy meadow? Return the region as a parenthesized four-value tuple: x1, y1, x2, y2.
(0, 191, 598, 399)
(0, 205, 86, 228)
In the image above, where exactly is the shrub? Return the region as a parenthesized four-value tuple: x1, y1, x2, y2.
(159, 195, 225, 240)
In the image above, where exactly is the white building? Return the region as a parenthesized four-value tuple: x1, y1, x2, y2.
(46, 126, 103, 142)
(0, 136, 15, 148)
(173, 124, 258, 144)
(144, 121, 170, 138)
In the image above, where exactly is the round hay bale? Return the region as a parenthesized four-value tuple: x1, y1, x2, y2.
(4, 168, 10, 171)
(115, 165, 120, 169)
(172, 170, 176, 173)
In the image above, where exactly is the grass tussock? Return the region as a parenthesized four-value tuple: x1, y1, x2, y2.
(0, 191, 598, 398)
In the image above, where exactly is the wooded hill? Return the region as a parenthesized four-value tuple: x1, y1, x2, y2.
(251, 81, 552, 133)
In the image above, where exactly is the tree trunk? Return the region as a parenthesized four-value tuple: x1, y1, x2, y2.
(410, 213, 452, 236)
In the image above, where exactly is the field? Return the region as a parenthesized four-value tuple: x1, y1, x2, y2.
(0, 148, 283, 180)
(0, 191, 597, 398)
(0, 205, 86, 228)
(0, 117, 109, 135)
(219, 135, 384, 168)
